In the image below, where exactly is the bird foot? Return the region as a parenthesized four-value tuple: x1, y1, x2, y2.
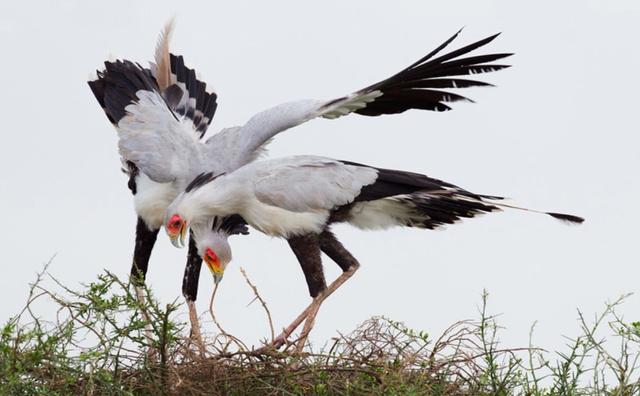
(265, 265, 360, 353)
(254, 331, 295, 354)
(268, 304, 316, 350)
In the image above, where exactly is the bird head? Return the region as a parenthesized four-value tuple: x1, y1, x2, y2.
(197, 232, 233, 285)
(190, 216, 247, 285)
(165, 213, 187, 248)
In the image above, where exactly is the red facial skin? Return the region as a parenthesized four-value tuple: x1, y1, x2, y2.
(166, 214, 183, 235)
(204, 247, 221, 272)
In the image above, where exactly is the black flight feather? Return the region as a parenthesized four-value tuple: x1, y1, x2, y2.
(348, 31, 512, 117)
(89, 54, 218, 138)
(339, 161, 489, 203)
(167, 53, 218, 137)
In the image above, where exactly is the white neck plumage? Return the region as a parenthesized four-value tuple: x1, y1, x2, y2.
(181, 177, 244, 226)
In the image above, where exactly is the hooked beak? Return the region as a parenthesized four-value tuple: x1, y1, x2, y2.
(213, 272, 223, 285)
(169, 223, 187, 248)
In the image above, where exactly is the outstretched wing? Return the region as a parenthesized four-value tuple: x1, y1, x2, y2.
(208, 30, 511, 170)
(252, 156, 378, 212)
(88, 59, 204, 183)
(89, 22, 219, 183)
(149, 53, 218, 137)
(318, 30, 510, 118)
(149, 20, 219, 137)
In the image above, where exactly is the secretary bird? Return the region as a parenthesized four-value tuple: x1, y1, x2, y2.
(89, 23, 511, 349)
(87, 23, 243, 350)
(165, 156, 583, 349)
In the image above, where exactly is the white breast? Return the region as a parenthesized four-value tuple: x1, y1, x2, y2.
(133, 174, 179, 230)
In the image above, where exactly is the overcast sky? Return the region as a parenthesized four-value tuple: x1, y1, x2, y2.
(1, 1, 638, 353)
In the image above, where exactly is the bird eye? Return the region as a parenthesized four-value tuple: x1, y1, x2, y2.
(205, 248, 218, 263)
(167, 214, 183, 233)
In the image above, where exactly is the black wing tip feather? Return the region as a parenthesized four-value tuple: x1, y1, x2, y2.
(167, 52, 218, 134)
(410, 30, 507, 73)
(356, 30, 511, 117)
(89, 59, 159, 125)
(547, 212, 585, 224)
(87, 77, 106, 108)
(90, 53, 217, 136)
(484, 31, 502, 43)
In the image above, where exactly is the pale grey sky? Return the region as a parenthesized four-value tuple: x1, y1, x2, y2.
(0, 1, 638, 352)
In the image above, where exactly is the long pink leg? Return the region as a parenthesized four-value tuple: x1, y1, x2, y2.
(271, 264, 359, 350)
(187, 300, 206, 357)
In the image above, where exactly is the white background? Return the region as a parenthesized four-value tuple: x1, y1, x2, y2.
(0, 1, 638, 353)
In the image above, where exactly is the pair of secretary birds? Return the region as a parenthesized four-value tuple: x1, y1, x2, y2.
(89, 22, 583, 352)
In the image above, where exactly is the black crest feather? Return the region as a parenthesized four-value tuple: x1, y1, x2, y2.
(213, 215, 249, 236)
(185, 172, 224, 193)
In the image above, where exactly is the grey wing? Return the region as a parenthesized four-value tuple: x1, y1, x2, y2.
(150, 53, 219, 137)
(149, 21, 219, 137)
(88, 60, 203, 183)
(316, 30, 510, 118)
(89, 23, 218, 182)
(118, 90, 204, 183)
(205, 30, 510, 170)
(252, 157, 379, 212)
(204, 100, 324, 172)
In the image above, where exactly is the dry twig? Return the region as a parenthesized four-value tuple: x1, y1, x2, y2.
(239, 267, 275, 343)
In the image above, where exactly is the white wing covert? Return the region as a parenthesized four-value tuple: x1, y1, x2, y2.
(252, 156, 378, 212)
(117, 89, 203, 183)
(89, 59, 213, 183)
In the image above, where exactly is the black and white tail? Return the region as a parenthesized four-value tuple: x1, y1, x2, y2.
(343, 163, 584, 230)
(380, 192, 584, 230)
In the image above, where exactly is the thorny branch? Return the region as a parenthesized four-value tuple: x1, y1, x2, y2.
(239, 267, 275, 343)
(3, 263, 639, 395)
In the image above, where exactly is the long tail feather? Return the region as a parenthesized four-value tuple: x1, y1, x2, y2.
(491, 202, 585, 224)
(343, 163, 584, 229)
(547, 212, 585, 224)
